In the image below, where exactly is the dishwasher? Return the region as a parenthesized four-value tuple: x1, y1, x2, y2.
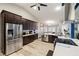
(42, 35, 49, 42)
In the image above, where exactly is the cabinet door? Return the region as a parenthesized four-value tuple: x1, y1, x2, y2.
(32, 22, 34, 30)
(35, 34, 38, 39)
(35, 22, 37, 30)
(4, 12, 15, 23)
(32, 22, 37, 30)
(14, 15, 22, 24)
(26, 20, 29, 30)
(23, 19, 26, 30)
(33, 22, 36, 30)
(2, 10, 22, 24)
(23, 36, 27, 45)
(28, 20, 31, 30)
(28, 20, 30, 30)
(30, 21, 33, 30)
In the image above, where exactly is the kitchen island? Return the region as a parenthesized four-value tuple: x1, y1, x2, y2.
(53, 36, 79, 56)
(42, 33, 58, 43)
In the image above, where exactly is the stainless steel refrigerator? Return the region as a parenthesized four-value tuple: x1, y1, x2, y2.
(2, 23, 23, 55)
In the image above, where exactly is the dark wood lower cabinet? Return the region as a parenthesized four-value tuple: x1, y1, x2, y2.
(48, 35, 58, 43)
(23, 34, 38, 45)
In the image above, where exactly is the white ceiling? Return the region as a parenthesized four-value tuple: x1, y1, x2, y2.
(15, 3, 65, 24)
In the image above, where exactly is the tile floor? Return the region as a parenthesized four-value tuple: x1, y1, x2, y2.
(0, 39, 54, 56)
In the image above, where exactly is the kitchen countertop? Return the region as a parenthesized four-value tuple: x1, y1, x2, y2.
(53, 37, 79, 56)
(58, 36, 71, 39)
(23, 33, 37, 37)
(44, 33, 57, 36)
(53, 43, 79, 56)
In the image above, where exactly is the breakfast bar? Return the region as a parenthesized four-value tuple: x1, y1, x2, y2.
(53, 37, 79, 56)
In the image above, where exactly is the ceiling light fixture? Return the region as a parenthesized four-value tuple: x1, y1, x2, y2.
(45, 20, 56, 25)
(33, 6, 37, 10)
(30, 3, 47, 11)
(55, 6, 61, 11)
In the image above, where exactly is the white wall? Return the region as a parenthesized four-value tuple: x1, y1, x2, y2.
(0, 3, 38, 50)
(0, 3, 38, 22)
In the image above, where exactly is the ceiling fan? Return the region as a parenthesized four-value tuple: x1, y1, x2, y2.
(62, 3, 65, 6)
(30, 3, 47, 11)
(75, 3, 79, 10)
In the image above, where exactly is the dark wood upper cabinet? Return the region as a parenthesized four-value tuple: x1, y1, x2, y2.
(1, 10, 37, 30)
(1, 10, 22, 24)
(22, 19, 29, 30)
(22, 18, 38, 30)
(3, 11, 15, 23)
(33, 22, 37, 30)
(14, 14, 22, 24)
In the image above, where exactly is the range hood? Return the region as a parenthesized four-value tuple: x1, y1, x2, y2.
(64, 3, 75, 22)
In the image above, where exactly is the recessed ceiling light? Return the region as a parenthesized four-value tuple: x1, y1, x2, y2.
(55, 6, 61, 11)
(46, 20, 53, 24)
(45, 20, 56, 25)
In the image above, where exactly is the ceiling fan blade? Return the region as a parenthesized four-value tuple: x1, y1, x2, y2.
(75, 3, 79, 9)
(38, 6, 40, 11)
(30, 4, 36, 7)
(40, 3, 47, 6)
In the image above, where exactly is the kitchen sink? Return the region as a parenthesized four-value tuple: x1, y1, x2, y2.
(56, 38, 78, 46)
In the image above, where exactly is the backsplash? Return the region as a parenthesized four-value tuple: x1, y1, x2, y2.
(23, 30, 38, 35)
